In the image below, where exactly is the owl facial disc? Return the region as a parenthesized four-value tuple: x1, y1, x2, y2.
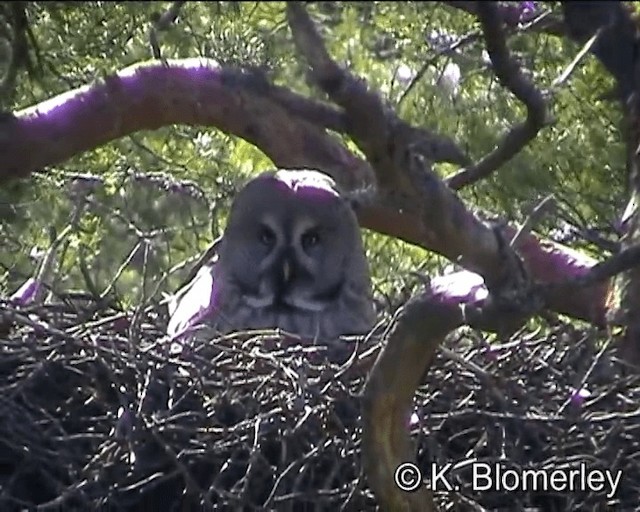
(179, 168, 376, 339)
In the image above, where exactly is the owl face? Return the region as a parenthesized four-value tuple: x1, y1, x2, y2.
(212, 169, 375, 339)
(219, 171, 359, 307)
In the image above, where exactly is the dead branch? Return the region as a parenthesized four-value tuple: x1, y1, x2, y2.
(509, 194, 556, 247)
(550, 29, 602, 90)
(446, 2, 549, 190)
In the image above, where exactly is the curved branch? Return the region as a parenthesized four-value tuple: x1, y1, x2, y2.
(362, 297, 460, 511)
(446, 2, 549, 190)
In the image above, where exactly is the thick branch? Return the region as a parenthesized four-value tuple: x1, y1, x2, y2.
(362, 297, 459, 511)
(286, 3, 468, 189)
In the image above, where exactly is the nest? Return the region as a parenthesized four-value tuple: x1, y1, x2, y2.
(0, 298, 638, 511)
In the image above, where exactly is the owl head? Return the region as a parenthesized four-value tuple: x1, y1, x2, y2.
(212, 169, 375, 339)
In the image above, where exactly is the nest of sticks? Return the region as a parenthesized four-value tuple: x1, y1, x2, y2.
(0, 297, 638, 511)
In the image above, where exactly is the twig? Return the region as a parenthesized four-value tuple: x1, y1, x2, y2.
(510, 194, 556, 247)
(398, 30, 480, 107)
(24, 223, 74, 305)
(557, 335, 613, 415)
(99, 239, 143, 301)
(551, 29, 602, 90)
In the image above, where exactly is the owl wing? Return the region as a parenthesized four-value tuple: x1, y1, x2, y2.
(167, 242, 221, 340)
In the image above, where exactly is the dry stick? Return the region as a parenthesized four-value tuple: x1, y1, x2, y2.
(510, 194, 556, 247)
(550, 29, 602, 90)
(446, 2, 549, 191)
(556, 335, 613, 415)
(32, 224, 73, 303)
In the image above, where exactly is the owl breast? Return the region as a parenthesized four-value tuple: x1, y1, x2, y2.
(211, 268, 375, 340)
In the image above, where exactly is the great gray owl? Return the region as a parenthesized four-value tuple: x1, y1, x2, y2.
(167, 169, 375, 341)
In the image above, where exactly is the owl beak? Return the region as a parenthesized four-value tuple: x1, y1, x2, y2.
(282, 259, 292, 284)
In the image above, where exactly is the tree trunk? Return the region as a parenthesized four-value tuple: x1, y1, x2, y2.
(562, 1, 640, 365)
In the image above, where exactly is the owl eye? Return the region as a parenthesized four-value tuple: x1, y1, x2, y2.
(301, 230, 320, 251)
(259, 226, 276, 247)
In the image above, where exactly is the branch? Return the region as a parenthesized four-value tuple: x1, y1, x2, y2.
(446, 2, 549, 190)
(0, 2, 31, 102)
(286, 3, 521, 289)
(510, 194, 556, 247)
(285, 3, 600, 324)
(2, 59, 368, 188)
(398, 30, 480, 107)
(549, 243, 640, 291)
(443, 1, 567, 38)
(1, 59, 609, 325)
(286, 3, 469, 188)
(266, 83, 348, 133)
(550, 29, 602, 90)
(362, 297, 459, 511)
(359, 234, 629, 510)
